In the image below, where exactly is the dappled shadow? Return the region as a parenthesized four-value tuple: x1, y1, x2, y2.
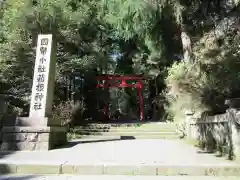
(61, 136, 136, 148)
(68, 114, 167, 141)
(120, 136, 136, 140)
(0, 151, 18, 174)
(69, 119, 149, 136)
(197, 149, 231, 159)
(68, 120, 156, 139)
(197, 150, 215, 154)
(65, 139, 121, 148)
(0, 175, 39, 180)
(0, 130, 17, 174)
(0, 97, 17, 174)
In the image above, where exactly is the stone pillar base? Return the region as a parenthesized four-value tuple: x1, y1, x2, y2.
(0, 126, 67, 151)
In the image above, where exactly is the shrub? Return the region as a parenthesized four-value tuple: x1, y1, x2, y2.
(52, 101, 74, 126)
(165, 32, 240, 122)
(52, 101, 85, 127)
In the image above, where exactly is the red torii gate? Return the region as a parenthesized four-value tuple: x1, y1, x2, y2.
(96, 75, 146, 121)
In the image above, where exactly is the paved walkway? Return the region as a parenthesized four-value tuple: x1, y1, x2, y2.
(0, 139, 236, 165)
(0, 139, 239, 175)
(0, 175, 239, 180)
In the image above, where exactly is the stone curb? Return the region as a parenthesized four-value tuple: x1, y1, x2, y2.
(1, 163, 240, 176)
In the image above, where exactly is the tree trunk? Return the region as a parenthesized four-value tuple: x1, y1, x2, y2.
(180, 26, 192, 62)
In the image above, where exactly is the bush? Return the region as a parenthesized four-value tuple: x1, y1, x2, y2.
(165, 32, 240, 122)
(52, 101, 85, 127)
(52, 101, 74, 126)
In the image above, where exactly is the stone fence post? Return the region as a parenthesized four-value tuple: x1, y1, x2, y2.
(185, 111, 193, 138)
(226, 99, 240, 162)
(184, 110, 200, 141)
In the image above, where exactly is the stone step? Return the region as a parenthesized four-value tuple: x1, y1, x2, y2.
(73, 127, 177, 133)
(77, 134, 180, 140)
(78, 122, 176, 128)
(1, 162, 240, 176)
(74, 131, 178, 136)
(75, 123, 177, 131)
(0, 175, 239, 180)
(140, 123, 177, 128)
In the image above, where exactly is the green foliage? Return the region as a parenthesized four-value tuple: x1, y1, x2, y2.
(103, 0, 183, 38)
(52, 101, 74, 126)
(52, 100, 86, 126)
(103, 0, 183, 63)
(0, 0, 114, 99)
(1, 0, 240, 124)
(166, 31, 240, 122)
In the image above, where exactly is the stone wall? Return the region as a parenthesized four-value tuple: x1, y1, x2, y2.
(1, 126, 67, 151)
(186, 106, 240, 162)
(0, 96, 67, 151)
(0, 97, 8, 136)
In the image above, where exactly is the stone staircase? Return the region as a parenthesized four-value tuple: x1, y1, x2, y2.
(70, 122, 180, 140)
(1, 122, 239, 178)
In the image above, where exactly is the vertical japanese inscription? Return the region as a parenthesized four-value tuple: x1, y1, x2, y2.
(30, 35, 52, 115)
(33, 38, 49, 111)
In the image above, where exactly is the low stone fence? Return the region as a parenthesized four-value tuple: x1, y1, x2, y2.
(186, 105, 240, 161)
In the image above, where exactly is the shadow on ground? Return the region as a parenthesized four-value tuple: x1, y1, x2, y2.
(0, 100, 37, 176)
(68, 119, 145, 138)
(62, 136, 136, 148)
(0, 175, 38, 180)
(0, 107, 16, 175)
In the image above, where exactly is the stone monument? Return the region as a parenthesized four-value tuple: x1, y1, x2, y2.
(0, 34, 67, 151)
